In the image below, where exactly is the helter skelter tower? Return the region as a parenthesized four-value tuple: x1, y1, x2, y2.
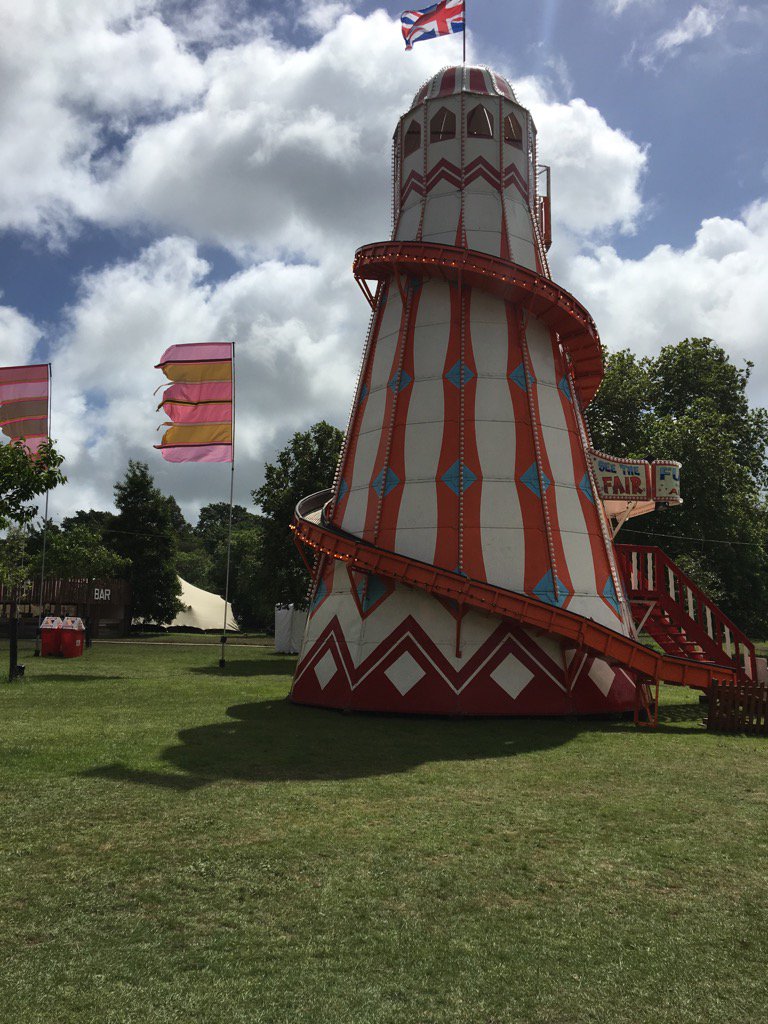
(289, 65, 679, 716)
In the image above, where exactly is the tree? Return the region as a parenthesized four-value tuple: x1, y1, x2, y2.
(195, 502, 259, 554)
(588, 338, 768, 635)
(30, 523, 130, 581)
(0, 439, 65, 530)
(252, 421, 344, 608)
(111, 461, 182, 625)
(0, 439, 66, 680)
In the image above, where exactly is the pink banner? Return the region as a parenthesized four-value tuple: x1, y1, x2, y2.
(155, 342, 232, 367)
(0, 364, 48, 384)
(160, 381, 232, 404)
(160, 401, 232, 424)
(156, 443, 232, 463)
(0, 381, 48, 402)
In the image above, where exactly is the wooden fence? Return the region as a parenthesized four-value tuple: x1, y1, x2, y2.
(706, 679, 768, 735)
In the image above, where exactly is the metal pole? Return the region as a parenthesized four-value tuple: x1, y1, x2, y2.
(463, 0, 466, 63)
(219, 341, 235, 669)
(33, 363, 52, 658)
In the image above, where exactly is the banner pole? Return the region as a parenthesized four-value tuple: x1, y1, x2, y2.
(219, 341, 236, 669)
(34, 363, 52, 659)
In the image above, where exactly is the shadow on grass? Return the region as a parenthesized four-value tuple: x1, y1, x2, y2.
(32, 673, 128, 682)
(81, 655, 707, 791)
(189, 657, 296, 678)
(83, 695, 589, 791)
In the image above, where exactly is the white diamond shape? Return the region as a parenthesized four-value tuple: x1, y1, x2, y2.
(490, 653, 534, 700)
(385, 651, 425, 696)
(588, 659, 615, 697)
(314, 649, 337, 690)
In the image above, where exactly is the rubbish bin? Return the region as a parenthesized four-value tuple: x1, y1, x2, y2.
(60, 617, 85, 658)
(40, 616, 63, 656)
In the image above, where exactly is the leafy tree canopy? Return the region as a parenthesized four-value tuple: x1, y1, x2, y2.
(0, 439, 66, 530)
(195, 502, 260, 555)
(111, 461, 182, 625)
(30, 523, 130, 581)
(252, 421, 344, 608)
(588, 338, 768, 634)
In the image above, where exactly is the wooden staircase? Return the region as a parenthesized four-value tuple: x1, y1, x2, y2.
(616, 544, 756, 682)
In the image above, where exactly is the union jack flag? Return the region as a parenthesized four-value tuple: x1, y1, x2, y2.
(401, 0, 464, 51)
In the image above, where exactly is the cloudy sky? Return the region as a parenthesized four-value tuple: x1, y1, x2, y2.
(1, 0, 766, 522)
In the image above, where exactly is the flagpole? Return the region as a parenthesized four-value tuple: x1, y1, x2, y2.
(34, 363, 52, 659)
(219, 340, 236, 669)
(463, 0, 466, 63)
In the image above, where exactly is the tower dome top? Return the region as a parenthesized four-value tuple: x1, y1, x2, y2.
(410, 65, 518, 109)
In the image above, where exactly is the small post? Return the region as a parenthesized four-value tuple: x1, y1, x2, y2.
(219, 341, 236, 669)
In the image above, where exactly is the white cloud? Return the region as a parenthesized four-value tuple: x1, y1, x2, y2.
(0, 3, 647, 257)
(515, 79, 647, 238)
(0, 306, 41, 365)
(0, 0, 205, 240)
(298, 1, 354, 35)
(47, 236, 368, 519)
(602, 0, 657, 13)
(564, 199, 768, 401)
(638, 3, 726, 68)
(654, 4, 720, 53)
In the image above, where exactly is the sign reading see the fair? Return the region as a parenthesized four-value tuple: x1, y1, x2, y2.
(592, 456, 650, 500)
(588, 451, 682, 508)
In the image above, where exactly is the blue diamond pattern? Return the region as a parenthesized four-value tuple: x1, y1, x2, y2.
(441, 460, 477, 495)
(520, 463, 550, 497)
(337, 478, 348, 502)
(533, 571, 570, 608)
(310, 579, 328, 611)
(356, 574, 389, 612)
(579, 473, 594, 504)
(445, 360, 475, 389)
(371, 467, 400, 498)
(603, 577, 621, 616)
(388, 369, 412, 394)
(558, 375, 572, 402)
(510, 363, 535, 392)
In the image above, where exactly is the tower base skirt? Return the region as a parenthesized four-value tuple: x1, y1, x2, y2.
(291, 562, 635, 718)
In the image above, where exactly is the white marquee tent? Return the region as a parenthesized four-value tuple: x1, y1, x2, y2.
(171, 577, 239, 632)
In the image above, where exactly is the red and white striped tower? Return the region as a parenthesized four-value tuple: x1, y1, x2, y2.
(291, 66, 640, 715)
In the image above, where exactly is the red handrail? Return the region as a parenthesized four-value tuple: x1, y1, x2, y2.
(294, 491, 737, 693)
(616, 544, 756, 681)
(352, 241, 604, 404)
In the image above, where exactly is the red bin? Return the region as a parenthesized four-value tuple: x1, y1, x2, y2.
(40, 616, 62, 656)
(60, 617, 85, 658)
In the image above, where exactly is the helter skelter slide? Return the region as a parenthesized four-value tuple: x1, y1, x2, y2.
(290, 66, 755, 726)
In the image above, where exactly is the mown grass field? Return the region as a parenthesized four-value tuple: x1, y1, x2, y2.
(1, 639, 767, 1024)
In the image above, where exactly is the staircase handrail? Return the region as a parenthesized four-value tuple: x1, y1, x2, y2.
(616, 542, 756, 679)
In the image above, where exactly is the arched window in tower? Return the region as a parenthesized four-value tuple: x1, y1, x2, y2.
(430, 107, 456, 143)
(504, 111, 523, 148)
(403, 119, 421, 158)
(467, 104, 494, 139)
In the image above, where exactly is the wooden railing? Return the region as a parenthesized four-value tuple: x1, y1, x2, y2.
(616, 544, 756, 681)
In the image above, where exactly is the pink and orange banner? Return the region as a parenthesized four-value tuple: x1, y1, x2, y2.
(155, 343, 233, 463)
(0, 364, 50, 454)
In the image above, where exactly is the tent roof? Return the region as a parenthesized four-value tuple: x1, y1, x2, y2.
(171, 577, 239, 631)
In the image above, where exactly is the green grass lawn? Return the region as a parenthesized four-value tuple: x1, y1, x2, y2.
(1, 640, 767, 1024)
